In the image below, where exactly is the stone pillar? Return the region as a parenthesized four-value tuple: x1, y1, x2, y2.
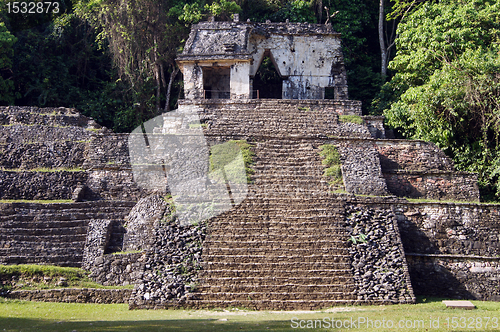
(230, 62, 251, 99)
(180, 63, 203, 99)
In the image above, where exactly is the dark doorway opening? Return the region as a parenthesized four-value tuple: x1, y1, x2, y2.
(325, 87, 335, 99)
(203, 67, 230, 99)
(253, 52, 283, 99)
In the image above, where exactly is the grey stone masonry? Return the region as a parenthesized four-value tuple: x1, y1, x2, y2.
(178, 21, 348, 100)
(180, 139, 415, 310)
(7, 288, 132, 304)
(375, 140, 479, 201)
(0, 201, 135, 267)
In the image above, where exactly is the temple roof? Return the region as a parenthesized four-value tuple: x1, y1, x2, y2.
(177, 21, 340, 62)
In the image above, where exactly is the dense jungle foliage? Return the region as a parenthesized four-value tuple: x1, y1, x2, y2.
(1, 0, 499, 200)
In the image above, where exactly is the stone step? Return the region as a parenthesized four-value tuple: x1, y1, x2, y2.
(197, 283, 354, 294)
(199, 275, 354, 284)
(252, 175, 324, 182)
(0, 254, 83, 267)
(0, 216, 88, 229)
(0, 242, 85, 252)
(0, 211, 129, 222)
(204, 234, 348, 242)
(0, 233, 86, 242)
(194, 291, 356, 301)
(218, 207, 340, 214)
(200, 269, 353, 279)
(211, 216, 344, 224)
(206, 228, 348, 237)
(202, 254, 351, 264)
(186, 299, 358, 310)
(202, 261, 352, 270)
(208, 220, 346, 227)
(203, 239, 348, 249)
(203, 247, 350, 256)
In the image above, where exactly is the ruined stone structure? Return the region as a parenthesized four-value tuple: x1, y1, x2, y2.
(1, 20, 499, 308)
(177, 20, 348, 100)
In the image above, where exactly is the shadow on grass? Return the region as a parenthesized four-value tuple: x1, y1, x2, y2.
(0, 317, 293, 332)
(416, 295, 449, 304)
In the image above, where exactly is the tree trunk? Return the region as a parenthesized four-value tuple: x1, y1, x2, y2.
(164, 66, 179, 113)
(379, 0, 388, 79)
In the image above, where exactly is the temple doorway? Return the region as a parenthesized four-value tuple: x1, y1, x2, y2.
(252, 51, 283, 99)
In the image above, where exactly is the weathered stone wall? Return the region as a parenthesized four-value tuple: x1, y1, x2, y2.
(0, 170, 87, 200)
(396, 202, 500, 256)
(384, 171, 479, 202)
(334, 139, 389, 196)
(126, 195, 207, 309)
(395, 201, 500, 300)
(375, 140, 454, 172)
(89, 252, 144, 286)
(0, 106, 142, 202)
(0, 201, 135, 267)
(82, 219, 113, 270)
(123, 195, 168, 251)
(345, 197, 415, 304)
(363, 116, 386, 139)
(406, 255, 500, 301)
(0, 106, 102, 128)
(83, 134, 131, 169)
(375, 140, 480, 201)
(0, 141, 87, 169)
(85, 170, 144, 201)
(6, 288, 132, 304)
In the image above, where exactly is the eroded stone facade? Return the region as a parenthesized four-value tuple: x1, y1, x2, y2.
(177, 20, 347, 100)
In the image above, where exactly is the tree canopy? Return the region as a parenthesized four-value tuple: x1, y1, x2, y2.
(3, 0, 500, 200)
(384, 0, 500, 200)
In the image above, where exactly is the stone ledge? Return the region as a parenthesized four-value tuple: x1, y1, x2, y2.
(406, 253, 500, 260)
(4, 288, 132, 304)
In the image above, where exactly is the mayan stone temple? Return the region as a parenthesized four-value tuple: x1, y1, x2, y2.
(1, 18, 500, 309)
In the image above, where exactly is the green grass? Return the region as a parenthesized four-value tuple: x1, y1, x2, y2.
(339, 114, 364, 125)
(0, 297, 500, 331)
(111, 250, 143, 255)
(188, 123, 207, 128)
(85, 128, 102, 133)
(0, 199, 73, 204)
(319, 144, 344, 188)
(405, 197, 485, 204)
(210, 140, 255, 184)
(0, 265, 132, 291)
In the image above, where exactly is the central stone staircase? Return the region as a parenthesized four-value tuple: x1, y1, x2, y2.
(192, 138, 356, 310)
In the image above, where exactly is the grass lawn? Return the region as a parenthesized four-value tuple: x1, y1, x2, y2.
(1, 297, 500, 331)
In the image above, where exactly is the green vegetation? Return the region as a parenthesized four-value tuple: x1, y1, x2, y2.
(210, 140, 255, 184)
(2, 297, 500, 331)
(2, 0, 500, 202)
(0, 0, 391, 130)
(405, 197, 500, 205)
(188, 123, 207, 128)
(339, 114, 364, 125)
(382, 0, 500, 201)
(111, 250, 143, 255)
(0, 264, 132, 292)
(319, 144, 343, 188)
(349, 233, 368, 244)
